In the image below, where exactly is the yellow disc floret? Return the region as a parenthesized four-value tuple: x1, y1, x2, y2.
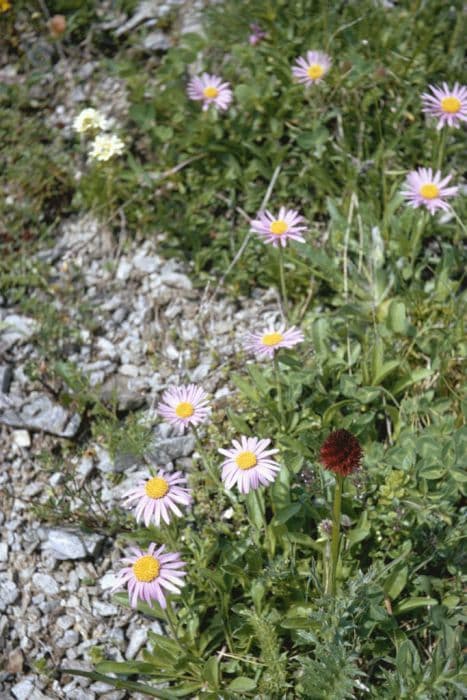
(269, 219, 288, 235)
(132, 555, 160, 582)
(262, 332, 284, 347)
(419, 183, 439, 199)
(175, 402, 195, 418)
(441, 96, 461, 114)
(235, 451, 257, 470)
(203, 86, 219, 99)
(307, 64, 324, 80)
(145, 476, 169, 499)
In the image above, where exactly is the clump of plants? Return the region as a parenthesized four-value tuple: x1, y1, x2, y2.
(55, 2, 466, 696)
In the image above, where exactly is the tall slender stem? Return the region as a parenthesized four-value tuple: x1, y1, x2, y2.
(192, 425, 218, 485)
(436, 127, 446, 171)
(278, 246, 289, 319)
(273, 353, 284, 429)
(329, 474, 344, 595)
(252, 488, 272, 560)
(164, 605, 187, 655)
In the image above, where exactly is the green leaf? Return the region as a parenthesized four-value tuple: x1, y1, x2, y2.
(272, 502, 302, 525)
(384, 565, 408, 600)
(387, 300, 408, 334)
(347, 511, 370, 546)
(227, 677, 257, 692)
(393, 596, 438, 614)
(371, 360, 400, 386)
(392, 369, 432, 395)
(203, 656, 219, 689)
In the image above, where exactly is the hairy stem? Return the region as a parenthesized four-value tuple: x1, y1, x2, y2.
(329, 474, 344, 595)
(278, 246, 289, 319)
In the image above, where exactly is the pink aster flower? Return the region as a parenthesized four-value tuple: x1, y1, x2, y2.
(187, 73, 232, 111)
(122, 471, 191, 527)
(244, 325, 304, 359)
(219, 436, 280, 494)
(249, 23, 267, 46)
(292, 50, 332, 85)
(157, 384, 210, 432)
(421, 83, 467, 130)
(402, 167, 458, 215)
(111, 543, 186, 609)
(250, 206, 307, 247)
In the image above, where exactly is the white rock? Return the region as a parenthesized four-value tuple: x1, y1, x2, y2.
(0, 574, 19, 611)
(99, 572, 119, 590)
(119, 363, 139, 377)
(0, 542, 8, 561)
(11, 680, 47, 700)
(45, 529, 86, 559)
(93, 600, 118, 616)
(133, 255, 159, 273)
(32, 573, 59, 595)
(57, 629, 80, 648)
(116, 259, 132, 281)
(12, 429, 31, 447)
(126, 627, 147, 659)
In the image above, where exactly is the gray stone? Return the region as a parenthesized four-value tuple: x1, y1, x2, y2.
(142, 30, 171, 51)
(126, 627, 147, 659)
(0, 314, 37, 351)
(99, 375, 146, 412)
(45, 529, 86, 559)
(116, 259, 132, 281)
(11, 680, 47, 699)
(57, 629, 80, 648)
(93, 600, 118, 617)
(0, 365, 12, 393)
(148, 434, 195, 463)
(133, 255, 159, 273)
(81, 532, 105, 557)
(32, 573, 59, 595)
(0, 574, 19, 611)
(160, 271, 192, 290)
(0, 392, 81, 437)
(0, 542, 8, 562)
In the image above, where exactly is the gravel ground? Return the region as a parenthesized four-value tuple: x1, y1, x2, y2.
(0, 211, 283, 699)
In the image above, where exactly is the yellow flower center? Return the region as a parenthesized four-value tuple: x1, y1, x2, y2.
(0, 0, 11, 12)
(145, 476, 169, 499)
(132, 555, 160, 583)
(441, 96, 461, 114)
(203, 86, 219, 99)
(261, 332, 284, 347)
(269, 219, 288, 235)
(175, 401, 195, 418)
(235, 451, 257, 470)
(307, 64, 324, 80)
(419, 183, 439, 199)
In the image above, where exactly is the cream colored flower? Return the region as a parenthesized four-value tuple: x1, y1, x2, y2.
(89, 134, 125, 162)
(73, 108, 109, 134)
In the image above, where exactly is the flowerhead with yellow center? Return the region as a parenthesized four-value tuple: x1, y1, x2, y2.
(244, 325, 305, 359)
(402, 167, 458, 215)
(187, 73, 233, 111)
(421, 82, 467, 130)
(89, 133, 124, 162)
(122, 470, 191, 527)
(292, 50, 332, 86)
(219, 436, 280, 494)
(111, 543, 187, 609)
(157, 384, 210, 433)
(250, 206, 308, 248)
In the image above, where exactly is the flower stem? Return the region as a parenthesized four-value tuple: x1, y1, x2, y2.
(278, 246, 289, 319)
(273, 353, 284, 429)
(164, 604, 187, 655)
(192, 425, 218, 486)
(329, 474, 344, 595)
(436, 127, 446, 171)
(252, 488, 273, 560)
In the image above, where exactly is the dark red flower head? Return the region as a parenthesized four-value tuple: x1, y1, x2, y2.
(320, 429, 363, 477)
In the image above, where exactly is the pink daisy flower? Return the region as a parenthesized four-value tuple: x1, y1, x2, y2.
(122, 471, 191, 527)
(219, 436, 280, 494)
(250, 206, 307, 247)
(157, 384, 210, 432)
(401, 167, 458, 215)
(421, 83, 467, 130)
(187, 73, 233, 111)
(111, 543, 186, 609)
(292, 50, 332, 85)
(244, 325, 304, 359)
